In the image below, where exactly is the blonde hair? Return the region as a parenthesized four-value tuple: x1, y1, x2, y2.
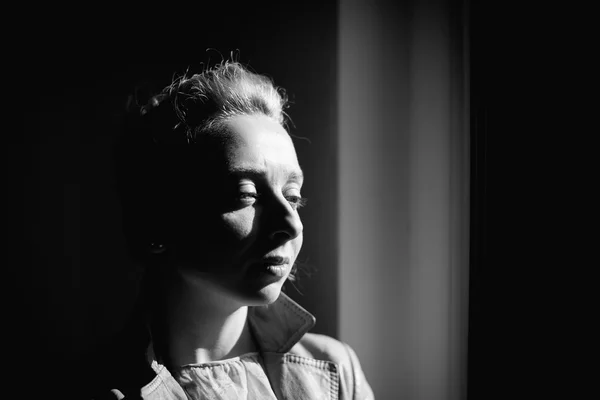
(138, 61, 290, 144)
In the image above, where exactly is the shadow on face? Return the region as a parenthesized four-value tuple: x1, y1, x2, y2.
(160, 114, 305, 305)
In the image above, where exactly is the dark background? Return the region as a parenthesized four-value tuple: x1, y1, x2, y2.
(467, 2, 584, 398)
(6, 1, 340, 394)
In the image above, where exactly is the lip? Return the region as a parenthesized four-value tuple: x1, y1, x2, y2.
(260, 256, 289, 266)
(264, 264, 288, 277)
(248, 256, 290, 279)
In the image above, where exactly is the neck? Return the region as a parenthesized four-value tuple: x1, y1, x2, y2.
(150, 271, 258, 368)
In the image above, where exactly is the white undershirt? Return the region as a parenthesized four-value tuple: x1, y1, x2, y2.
(172, 352, 278, 400)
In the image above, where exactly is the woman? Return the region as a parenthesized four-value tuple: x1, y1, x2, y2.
(93, 61, 374, 399)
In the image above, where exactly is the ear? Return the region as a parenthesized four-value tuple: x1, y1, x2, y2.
(149, 242, 167, 255)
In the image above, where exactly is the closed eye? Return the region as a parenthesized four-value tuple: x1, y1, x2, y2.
(237, 191, 307, 210)
(239, 192, 259, 203)
(286, 195, 308, 210)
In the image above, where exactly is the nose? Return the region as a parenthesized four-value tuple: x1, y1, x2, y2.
(267, 195, 303, 244)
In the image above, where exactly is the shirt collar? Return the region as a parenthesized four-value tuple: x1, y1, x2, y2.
(248, 292, 316, 353)
(145, 292, 316, 371)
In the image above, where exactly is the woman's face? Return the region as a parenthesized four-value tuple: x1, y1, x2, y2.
(175, 114, 304, 306)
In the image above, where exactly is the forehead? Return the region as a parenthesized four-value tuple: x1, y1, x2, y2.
(221, 114, 301, 174)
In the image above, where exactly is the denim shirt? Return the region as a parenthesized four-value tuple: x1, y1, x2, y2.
(92, 293, 374, 400)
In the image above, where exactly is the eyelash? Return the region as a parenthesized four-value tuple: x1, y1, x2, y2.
(286, 195, 308, 209)
(239, 193, 308, 209)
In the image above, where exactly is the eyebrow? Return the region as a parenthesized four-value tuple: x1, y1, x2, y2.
(227, 167, 304, 183)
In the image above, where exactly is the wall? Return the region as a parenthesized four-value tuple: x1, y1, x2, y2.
(338, 0, 469, 399)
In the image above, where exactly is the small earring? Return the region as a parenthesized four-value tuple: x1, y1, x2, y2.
(149, 242, 166, 254)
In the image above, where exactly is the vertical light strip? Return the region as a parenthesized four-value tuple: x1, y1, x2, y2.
(406, 2, 451, 399)
(338, 1, 468, 399)
(338, 1, 412, 398)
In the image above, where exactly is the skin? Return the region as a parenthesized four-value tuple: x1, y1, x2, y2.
(157, 113, 305, 367)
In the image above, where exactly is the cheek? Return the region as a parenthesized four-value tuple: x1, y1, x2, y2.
(221, 209, 256, 241)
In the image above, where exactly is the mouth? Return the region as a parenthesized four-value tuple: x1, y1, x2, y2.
(260, 256, 289, 266)
(249, 256, 291, 278)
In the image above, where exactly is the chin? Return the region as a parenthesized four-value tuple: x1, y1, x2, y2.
(234, 280, 285, 306)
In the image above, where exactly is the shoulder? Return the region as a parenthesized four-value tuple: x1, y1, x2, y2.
(291, 333, 375, 400)
(292, 332, 351, 362)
